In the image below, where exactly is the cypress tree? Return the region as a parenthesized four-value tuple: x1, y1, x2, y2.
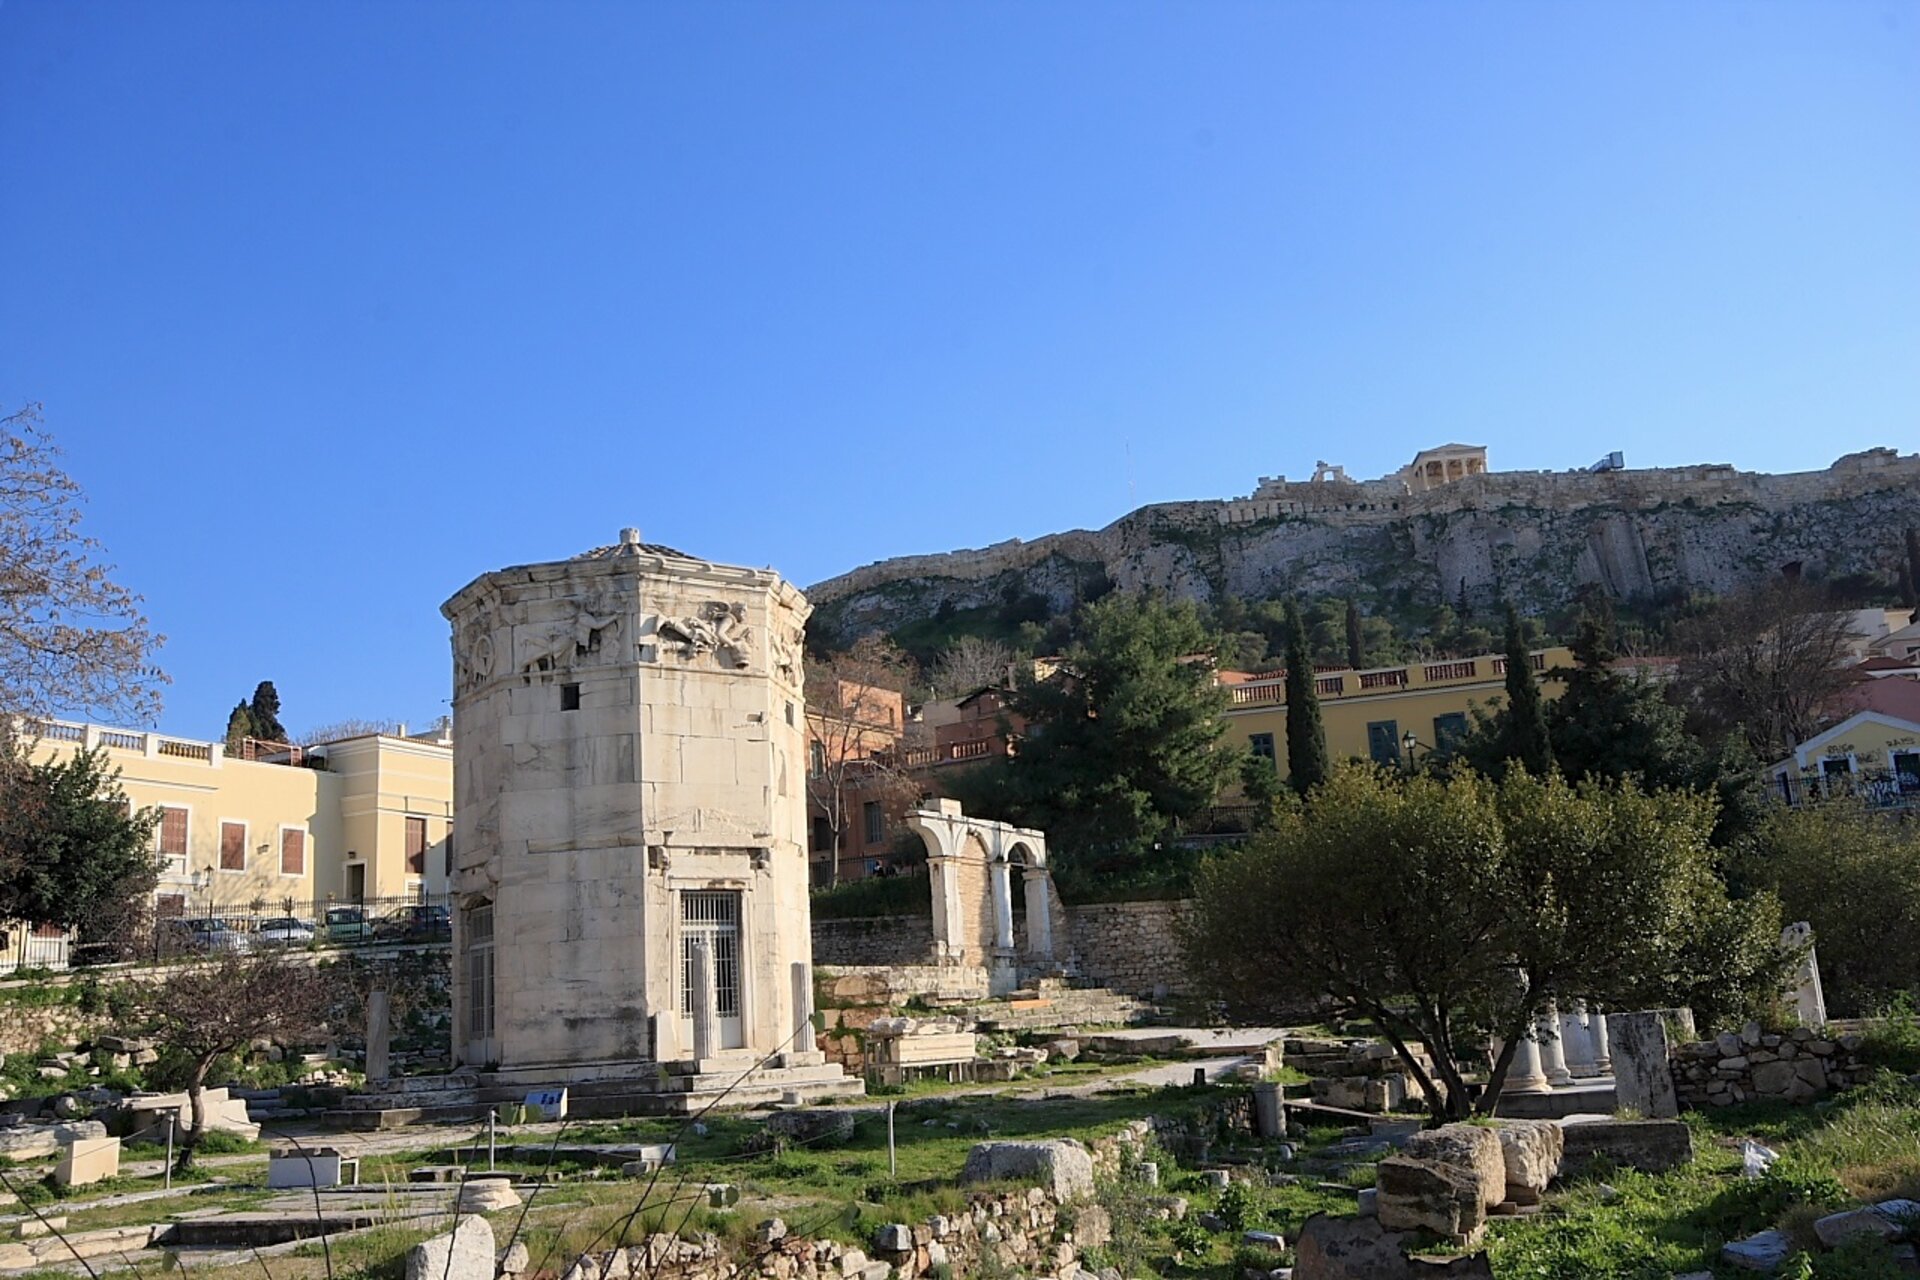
(1500, 605, 1554, 777)
(248, 681, 287, 743)
(223, 702, 255, 752)
(1284, 601, 1330, 796)
(1344, 598, 1365, 670)
(1906, 528, 1920, 609)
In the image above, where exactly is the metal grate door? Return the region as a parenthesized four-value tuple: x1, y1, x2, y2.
(680, 891, 744, 1049)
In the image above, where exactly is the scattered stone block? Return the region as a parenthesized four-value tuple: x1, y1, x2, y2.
(1375, 1156, 1486, 1243)
(705, 1183, 738, 1208)
(409, 1165, 467, 1183)
(873, 1223, 912, 1253)
(458, 1179, 522, 1213)
(497, 1242, 530, 1275)
(1404, 1124, 1505, 1210)
(1813, 1199, 1920, 1249)
(960, 1139, 1095, 1202)
(1608, 1012, 1679, 1119)
(755, 1218, 786, 1244)
(762, 1108, 857, 1148)
(1557, 1118, 1693, 1174)
(54, 1136, 119, 1187)
(406, 1216, 494, 1280)
(1293, 1211, 1411, 1279)
(1487, 1119, 1562, 1205)
(1720, 1229, 1793, 1272)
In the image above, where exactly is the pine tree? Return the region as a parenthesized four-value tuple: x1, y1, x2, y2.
(1344, 599, 1365, 670)
(248, 681, 287, 743)
(1283, 601, 1330, 796)
(1499, 605, 1554, 777)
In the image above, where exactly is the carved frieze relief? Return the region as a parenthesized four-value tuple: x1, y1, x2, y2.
(518, 605, 623, 675)
(652, 601, 755, 670)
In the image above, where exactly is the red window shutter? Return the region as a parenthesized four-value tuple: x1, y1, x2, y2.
(159, 808, 188, 856)
(280, 828, 305, 875)
(219, 822, 246, 871)
(405, 816, 428, 874)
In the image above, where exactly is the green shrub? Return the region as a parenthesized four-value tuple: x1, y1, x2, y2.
(1861, 997, 1920, 1076)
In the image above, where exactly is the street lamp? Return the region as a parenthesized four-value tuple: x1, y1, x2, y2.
(1402, 731, 1423, 770)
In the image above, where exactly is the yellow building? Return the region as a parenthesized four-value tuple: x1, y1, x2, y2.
(309, 728, 453, 903)
(1765, 710, 1920, 809)
(1221, 647, 1573, 777)
(26, 718, 452, 921)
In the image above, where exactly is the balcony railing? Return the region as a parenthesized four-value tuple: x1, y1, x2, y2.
(1359, 669, 1408, 690)
(1423, 661, 1479, 682)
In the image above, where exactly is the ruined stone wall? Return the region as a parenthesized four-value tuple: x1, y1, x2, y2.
(1060, 900, 1195, 1000)
(1671, 1026, 1871, 1109)
(809, 914, 935, 967)
(811, 964, 991, 1074)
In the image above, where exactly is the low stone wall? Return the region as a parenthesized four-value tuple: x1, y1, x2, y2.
(544, 1182, 1093, 1280)
(814, 965, 989, 1076)
(1060, 899, 1194, 999)
(811, 898, 1199, 999)
(809, 915, 934, 967)
(1672, 1026, 1870, 1108)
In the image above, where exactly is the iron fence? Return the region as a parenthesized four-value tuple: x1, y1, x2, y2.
(1772, 768, 1920, 811)
(134, 890, 454, 961)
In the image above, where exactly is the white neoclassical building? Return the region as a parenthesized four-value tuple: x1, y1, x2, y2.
(440, 530, 858, 1109)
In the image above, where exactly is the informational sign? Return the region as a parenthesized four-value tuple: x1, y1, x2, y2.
(524, 1087, 568, 1121)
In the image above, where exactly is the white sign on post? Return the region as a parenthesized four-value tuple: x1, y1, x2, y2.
(524, 1088, 568, 1121)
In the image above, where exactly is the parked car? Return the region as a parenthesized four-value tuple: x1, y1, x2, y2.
(375, 904, 452, 943)
(256, 916, 316, 946)
(158, 917, 251, 955)
(323, 906, 377, 945)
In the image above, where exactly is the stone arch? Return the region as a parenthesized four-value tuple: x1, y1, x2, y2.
(905, 800, 1055, 995)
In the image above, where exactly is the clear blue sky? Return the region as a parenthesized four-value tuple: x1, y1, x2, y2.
(2, 2, 1915, 737)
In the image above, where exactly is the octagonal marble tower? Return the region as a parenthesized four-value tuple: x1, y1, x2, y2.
(441, 530, 852, 1104)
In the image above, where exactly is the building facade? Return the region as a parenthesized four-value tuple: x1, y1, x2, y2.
(1220, 647, 1574, 778)
(23, 719, 451, 926)
(311, 728, 454, 903)
(28, 720, 341, 920)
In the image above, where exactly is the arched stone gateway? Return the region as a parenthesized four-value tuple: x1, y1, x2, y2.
(905, 800, 1061, 996)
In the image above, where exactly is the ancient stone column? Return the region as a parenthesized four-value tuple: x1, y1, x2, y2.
(790, 962, 813, 1051)
(1589, 1006, 1612, 1075)
(992, 860, 1015, 952)
(690, 937, 719, 1062)
(364, 989, 391, 1083)
(1505, 1033, 1551, 1095)
(1560, 1002, 1597, 1078)
(1540, 1005, 1574, 1087)
(1021, 867, 1053, 963)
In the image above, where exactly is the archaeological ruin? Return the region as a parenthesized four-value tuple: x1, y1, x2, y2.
(438, 529, 859, 1109)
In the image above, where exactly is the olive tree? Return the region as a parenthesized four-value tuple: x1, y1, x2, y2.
(1185, 766, 1781, 1121)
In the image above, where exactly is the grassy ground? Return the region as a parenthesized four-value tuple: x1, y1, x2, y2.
(1486, 1075, 1920, 1280)
(17, 1074, 1920, 1280)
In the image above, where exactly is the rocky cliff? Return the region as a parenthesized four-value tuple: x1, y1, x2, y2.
(809, 449, 1920, 643)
